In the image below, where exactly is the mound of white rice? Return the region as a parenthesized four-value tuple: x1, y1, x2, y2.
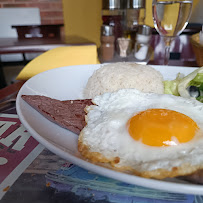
(83, 62, 164, 98)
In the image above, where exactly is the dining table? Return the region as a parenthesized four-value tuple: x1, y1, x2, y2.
(1, 68, 203, 203)
(0, 36, 95, 89)
(0, 26, 203, 202)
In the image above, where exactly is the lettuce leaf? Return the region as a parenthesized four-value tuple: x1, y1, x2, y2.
(164, 73, 183, 96)
(164, 80, 180, 96)
(189, 73, 203, 87)
(200, 83, 203, 91)
(178, 67, 203, 99)
(197, 96, 203, 103)
(163, 67, 203, 103)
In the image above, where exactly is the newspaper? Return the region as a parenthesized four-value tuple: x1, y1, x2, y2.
(0, 114, 44, 199)
(46, 163, 203, 203)
(1, 113, 203, 202)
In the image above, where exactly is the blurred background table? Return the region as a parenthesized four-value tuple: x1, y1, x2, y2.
(0, 37, 64, 89)
(0, 38, 67, 55)
(0, 22, 97, 89)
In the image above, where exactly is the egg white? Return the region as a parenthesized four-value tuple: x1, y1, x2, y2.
(82, 89, 203, 172)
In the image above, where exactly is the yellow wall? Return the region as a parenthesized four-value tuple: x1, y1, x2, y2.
(62, 0, 199, 47)
(62, 0, 102, 47)
(145, 0, 154, 27)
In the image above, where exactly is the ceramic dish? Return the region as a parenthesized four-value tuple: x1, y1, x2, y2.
(16, 64, 203, 195)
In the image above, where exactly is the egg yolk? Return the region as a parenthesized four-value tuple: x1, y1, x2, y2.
(127, 109, 199, 147)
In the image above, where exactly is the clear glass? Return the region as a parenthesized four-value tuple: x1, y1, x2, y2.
(152, 0, 193, 65)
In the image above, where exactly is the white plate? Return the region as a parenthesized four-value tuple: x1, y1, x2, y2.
(16, 64, 203, 195)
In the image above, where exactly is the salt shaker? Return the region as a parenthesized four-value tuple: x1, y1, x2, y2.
(134, 25, 152, 62)
(100, 25, 115, 62)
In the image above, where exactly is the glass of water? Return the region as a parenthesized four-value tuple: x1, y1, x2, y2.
(152, 0, 193, 65)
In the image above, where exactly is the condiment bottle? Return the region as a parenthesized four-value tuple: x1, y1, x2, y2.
(117, 37, 131, 58)
(102, 0, 124, 47)
(100, 25, 115, 62)
(134, 25, 152, 62)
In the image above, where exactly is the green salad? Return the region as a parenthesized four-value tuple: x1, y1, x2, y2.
(164, 67, 203, 103)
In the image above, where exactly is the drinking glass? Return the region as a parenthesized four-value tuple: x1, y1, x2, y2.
(152, 0, 193, 65)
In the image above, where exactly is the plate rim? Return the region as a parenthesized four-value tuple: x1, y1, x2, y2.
(16, 64, 203, 195)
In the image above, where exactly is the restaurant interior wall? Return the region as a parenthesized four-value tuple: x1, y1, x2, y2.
(62, 0, 102, 47)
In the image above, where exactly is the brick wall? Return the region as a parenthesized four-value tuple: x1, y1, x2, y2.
(0, 0, 64, 25)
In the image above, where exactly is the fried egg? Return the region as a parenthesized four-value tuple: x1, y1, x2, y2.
(78, 89, 203, 179)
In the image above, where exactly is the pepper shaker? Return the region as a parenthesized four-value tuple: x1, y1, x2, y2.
(100, 25, 115, 62)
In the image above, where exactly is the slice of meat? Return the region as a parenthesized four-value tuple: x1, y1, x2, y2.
(21, 95, 93, 135)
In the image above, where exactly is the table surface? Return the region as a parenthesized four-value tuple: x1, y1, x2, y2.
(0, 37, 95, 54)
(0, 36, 96, 89)
(0, 64, 203, 203)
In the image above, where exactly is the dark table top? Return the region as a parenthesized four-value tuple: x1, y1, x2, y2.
(0, 36, 96, 89)
(0, 37, 95, 54)
(0, 38, 66, 54)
